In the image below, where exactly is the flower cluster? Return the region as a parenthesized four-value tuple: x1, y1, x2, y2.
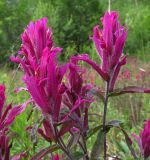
(72, 11, 127, 91)
(11, 18, 65, 120)
(11, 18, 68, 141)
(11, 17, 93, 158)
(132, 119, 150, 159)
(0, 85, 27, 159)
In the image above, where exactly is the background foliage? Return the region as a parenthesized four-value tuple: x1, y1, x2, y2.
(0, 0, 149, 65)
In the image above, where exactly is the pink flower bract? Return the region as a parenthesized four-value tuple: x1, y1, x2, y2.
(11, 17, 68, 122)
(0, 84, 28, 159)
(72, 11, 127, 91)
(140, 120, 150, 158)
(132, 119, 150, 159)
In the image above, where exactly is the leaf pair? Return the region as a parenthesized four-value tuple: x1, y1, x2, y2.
(90, 120, 137, 160)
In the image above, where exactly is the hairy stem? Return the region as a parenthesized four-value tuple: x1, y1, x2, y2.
(103, 81, 110, 160)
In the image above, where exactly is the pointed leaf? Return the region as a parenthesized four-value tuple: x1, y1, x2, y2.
(5, 99, 31, 126)
(90, 129, 105, 160)
(109, 86, 150, 97)
(59, 120, 75, 137)
(31, 145, 59, 160)
(107, 120, 138, 159)
(86, 125, 102, 140)
(121, 129, 138, 159)
(107, 120, 123, 127)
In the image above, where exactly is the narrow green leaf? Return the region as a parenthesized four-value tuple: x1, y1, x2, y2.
(90, 129, 104, 160)
(86, 125, 102, 140)
(74, 151, 85, 159)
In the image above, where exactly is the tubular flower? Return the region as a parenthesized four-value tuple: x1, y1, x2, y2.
(72, 11, 127, 91)
(11, 17, 68, 122)
(132, 119, 150, 159)
(0, 84, 27, 160)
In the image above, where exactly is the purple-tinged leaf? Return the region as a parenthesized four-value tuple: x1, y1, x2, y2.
(31, 145, 59, 160)
(43, 119, 56, 141)
(107, 120, 137, 159)
(61, 98, 92, 123)
(11, 152, 27, 160)
(121, 129, 137, 159)
(109, 86, 150, 97)
(37, 128, 51, 142)
(5, 99, 32, 126)
(53, 93, 62, 122)
(59, 120, 75, 137)
(0, 104, 12, 130)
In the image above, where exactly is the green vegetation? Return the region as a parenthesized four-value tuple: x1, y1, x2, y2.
(0, 0, 149, 65)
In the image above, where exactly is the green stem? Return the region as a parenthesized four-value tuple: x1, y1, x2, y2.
(103, 81, 110, 160)
(82, 135, 89, 160)
(53, 125, 75, 160)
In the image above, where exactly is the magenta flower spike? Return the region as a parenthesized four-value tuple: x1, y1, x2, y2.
(0, 85, 27, 131)
(11, 18, 73, 144)
(132, 119, 150, 159)
(0, 84, 28, 159)
(11, 18, 68, 122)
(72, 11, 127, 91)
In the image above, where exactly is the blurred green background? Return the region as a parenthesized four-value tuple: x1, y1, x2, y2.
(0, 0, 149, 66)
